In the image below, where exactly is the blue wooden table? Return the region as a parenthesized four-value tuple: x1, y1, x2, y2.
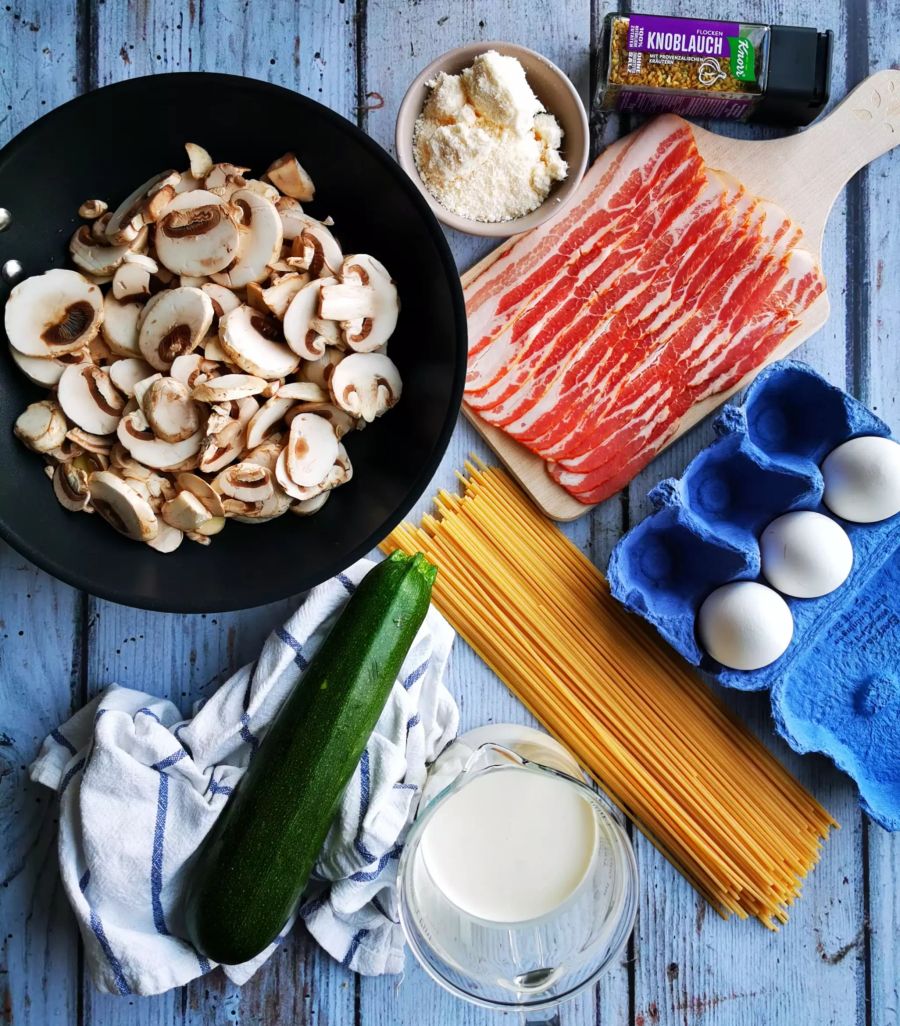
(1, 2, 897, 1024)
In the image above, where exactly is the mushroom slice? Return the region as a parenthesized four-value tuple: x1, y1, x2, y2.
(14, 400, 68, 453)
(293, 222, 343, 278)
(277, 381, 327, 402)
(291, 491, 331, 516)
(299, 348, 344, 390)
(57, 363, 125, 435)
(88, 471, 158, 541)
(108, 357, 155, 397)
(285, 399, 357, 439)
(192, 373, 267, 403)
(322, 254, 399, 353)
(5, 269, 103, 357)
(199, 397, 257, 473)
(242, 433, 285, 473)
(227, 487, 292, 524)
(200, 281, 241, 319)
(155, 190, 240, 276)
(70, 223, 148, 277)
(146, 520, 184, 553)
(53, 461, 92, 512)
(212, 461, 275, 504)
(284, 412, 339, 487)
(185, 142, 214, 178)
(161, 489, 214, 532)
(202, 335, 229, 362)
(138, 286, 214, 370)
(265, 153, 315, 201)
(175, 472, 225, 518)
(244, 395, 293, 450)
(117, 409, 203, 469)
(110, 441, 152, 481)
(101, 292, 143, 358)
(258, 272, 310, 320)
(143, 377, 200, 443)
(283, 277, 339, 360)
(170, 352, 218, 389)
(209, 189, 283, 289)
(9, 346, 86, 388)
(274, 197, 316, 240)
(219, 304, 300, 380)
(204, 162, 250, 192)
(106, 170, 179, 243)
(112, 261, 151, 301)
(329, 352, 402, 423)
(66, 427, 114, 456)
(133, 372, 162, 410)
(242, 178, 281, 204)
(79, 199, 108, 220)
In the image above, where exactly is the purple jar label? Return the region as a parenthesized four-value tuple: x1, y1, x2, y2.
(626, 14, 757, 82)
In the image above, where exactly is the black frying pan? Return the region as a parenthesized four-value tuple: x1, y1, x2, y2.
(0, 73, 466, 612)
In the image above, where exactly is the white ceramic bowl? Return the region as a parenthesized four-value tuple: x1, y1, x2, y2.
(395, 41, 589, 238)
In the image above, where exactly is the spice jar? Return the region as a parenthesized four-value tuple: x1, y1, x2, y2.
(596, 13, 833, 126)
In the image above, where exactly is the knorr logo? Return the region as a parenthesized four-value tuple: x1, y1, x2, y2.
(728, 35, 756, 82)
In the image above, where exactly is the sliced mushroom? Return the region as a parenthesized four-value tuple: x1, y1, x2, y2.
(154, 190, 240, 276)
(8, 346, 86, 388)
(218, 303, 300, 380)
(299, 348, 344, 390)
(212, 461, 275, 503)
(274, 196, 316, 240)
(242, 432, 285, 473)
(117, 409, 203, 469)
(88, 470, 158, 541)
(243, 178, 281, 204)
(329, 352, 401, 423)
(226, 486, 292, 523)
(14, 400, 68, 453)
(105, 170, 179, 244)
(255, 272, 310, 320)
(282, 277, 340, 360)
(244, 395, 293, 450)
(143, 377, 200, 443)
(170, 352, 218, 388)
(204, 162, 250, 192)
(138, 286, 214, 370)
(285, 399, 357, 439)
(161, 489, 214, 532)
(112, 261, 151, 301)
(53, 461, 92, 511)
(201, 334, 229, 363)
(174, 472, 224, 517)
(279, 442, 352, 502)
(57, 363, 125, 435)
(198, 397, 257, 473)
(66, 427, 114, 456)
(291, 491, 331, 516)
(320, 254, 399, 353)
(70, 223, 148, 277)
(201, 281, 241, 319)
(110, 441, 153, 481)
(209, 189, 283, 289)
(185, 142, 214, 178)
(292, 222, 343, 278)
(192, 373, 267, 403)
(5, 269, 104, 357)
(79, 199, 108, 220)
(100, 292, 143, 357)
(133, 372, 162, 410)
(108, 357, 155, 396)
(146, 520, 184, 553)
(281, 412, 339, 488)
(265, 153, 315, 201)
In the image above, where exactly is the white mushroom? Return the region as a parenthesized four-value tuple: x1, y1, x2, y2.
(274, 197, 316, 240)
(284, 412, 339, 487)
(285, 399, 357, 439)
(100, 292, 143, 357)
(52, 461, 92, 512)
(66, 427, 114, 456)
(110, 441, 152, 481)
(291, 491, 330, 516)
(14, 400, 68, 453)
(174, 472, 225, 518)
(57, 362, 125, 435)
(243, 433, 285, 473)
(209, 189, 283, 289)
(244, 395, 293, 450)
(292, 222, 343, 278)
(299, 348, 344, 390)
(170, 352, 218, 389)
(142, 377, 200, 443)
(329, 352, 402, 423)
(8, 346, 85, 388)
(146, 520, 184, 553)
(255, 272, 310, 320)
(192, 373, 267, 403)
(218, 303, 300, 380)
(320, 254, 399, 352)
(198, 397, 257, 473)
(88, 471, 158, 541)
(275, 440, 350, 501)
(108, 357, 155, 396)
(133, 372, 162, 410)
(154, 190, 240, 276)
(5, 269, 103, 357)
(243, 178, 281, 204)
(117, 409, 203, 469)
(283, 277, 339, 360)
(161, 489, 214, 532)
(265, 153, 315, 201)
(112, 261, 151, 301)
(79, 199, 108, 220)
(138, 286, 214, 370)
(201, 281, 241, 319)
(201, 334, 229, 362)
(70, 223, 148, 277)
(105, 170, 180, 244)
(213, 461, 275, 504)
(185, 142, 214, 178)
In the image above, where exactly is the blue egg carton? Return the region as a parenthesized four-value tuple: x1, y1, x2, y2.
(607, 361, 900, 830)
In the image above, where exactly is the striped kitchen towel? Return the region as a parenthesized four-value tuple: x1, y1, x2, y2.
(29, 558, 458, 996)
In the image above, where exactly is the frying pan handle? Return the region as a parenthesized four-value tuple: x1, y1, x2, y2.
(799, 69, 900, 197)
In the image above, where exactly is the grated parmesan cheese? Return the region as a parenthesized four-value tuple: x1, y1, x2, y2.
(413, 51, 568, 223)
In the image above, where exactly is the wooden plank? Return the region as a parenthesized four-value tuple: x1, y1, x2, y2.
(0, 5, 84, 1026)
(623, 4, 869, 1025)
(81, 3, 359, 1025)
(856, 3, 900, 1022)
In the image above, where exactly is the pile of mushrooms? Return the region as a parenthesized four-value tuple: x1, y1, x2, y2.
(4, 144, 401, 553)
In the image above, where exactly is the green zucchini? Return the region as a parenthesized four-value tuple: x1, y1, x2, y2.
(183, 550, 437, 964)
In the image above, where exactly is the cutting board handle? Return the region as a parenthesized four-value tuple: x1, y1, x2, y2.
(798, 69, 900, 198)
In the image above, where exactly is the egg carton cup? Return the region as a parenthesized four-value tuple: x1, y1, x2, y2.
(607, 361, 899, 830)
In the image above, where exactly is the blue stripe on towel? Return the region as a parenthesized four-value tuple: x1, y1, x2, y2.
(207, 777, 233, 797)
(402, 660, 428, 690)
(239, 713, 260, 756)
(136, 707, 162, 724)
(275, 626, 309, 669)
(349, 844, 403, 883)
(60, 758, 85, 795)
(341, 927, 368, 968)
(394, 781, 418, 792)
(173, 723, 193, 757)
(406, 713, 420, 732)
(354, 750, 377, 862)
(337, 573, 356, 595)
(299, 892, 328, 919)
(150, 773, 170, 936)
(79, 868, 132, 995)
(197, 956, 211, 974)
(50, 728, 77, 755)
(151, 749, 186, 772)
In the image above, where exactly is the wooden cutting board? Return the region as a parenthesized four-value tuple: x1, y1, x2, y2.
(461, 69, 900, 521)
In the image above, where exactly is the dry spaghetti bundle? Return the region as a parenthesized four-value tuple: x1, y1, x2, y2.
(381, 462, 836, 927)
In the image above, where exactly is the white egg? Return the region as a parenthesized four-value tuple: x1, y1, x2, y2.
(759, 511, 853, 598)
(822, 435, 900, 523)
(697, 581, 793, 671)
